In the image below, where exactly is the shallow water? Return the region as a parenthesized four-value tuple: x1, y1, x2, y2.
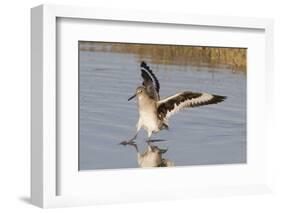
(79, 51, 246, 170)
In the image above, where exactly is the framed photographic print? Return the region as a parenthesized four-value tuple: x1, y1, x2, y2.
(31, 4, 274, 208)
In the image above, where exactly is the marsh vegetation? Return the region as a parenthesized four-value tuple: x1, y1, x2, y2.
(80, 42, 247, 72)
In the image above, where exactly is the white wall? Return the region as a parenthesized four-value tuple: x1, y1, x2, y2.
(0, 0, 280, 212)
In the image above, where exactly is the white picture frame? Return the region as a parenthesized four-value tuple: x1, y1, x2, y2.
(31, 4, 274, 208)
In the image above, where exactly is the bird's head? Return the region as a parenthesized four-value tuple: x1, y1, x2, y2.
(128, 86, 146, 101)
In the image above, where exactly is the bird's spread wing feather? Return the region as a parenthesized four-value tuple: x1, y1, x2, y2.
(157, 91, 226, 119)
(140, 61, 160, 100)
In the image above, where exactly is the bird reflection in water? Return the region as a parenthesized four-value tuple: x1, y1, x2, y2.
(120, 140, 174, 168)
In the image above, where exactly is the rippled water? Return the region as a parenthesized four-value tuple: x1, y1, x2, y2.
(79, 51, 246, 170)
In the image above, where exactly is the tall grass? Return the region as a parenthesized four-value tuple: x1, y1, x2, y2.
(79, 42, 247, 72)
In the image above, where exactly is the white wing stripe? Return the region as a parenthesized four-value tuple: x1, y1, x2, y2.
(165, 93, 214, 118)
(157, 93, 182, 105)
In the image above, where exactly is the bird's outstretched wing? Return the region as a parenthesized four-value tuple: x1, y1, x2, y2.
(157, 91, 226, 119)
(140, 61, 160, 100)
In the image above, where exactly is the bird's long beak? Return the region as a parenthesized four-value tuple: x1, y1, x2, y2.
(128, 93, 136, 101)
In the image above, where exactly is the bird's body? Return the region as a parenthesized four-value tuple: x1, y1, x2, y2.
(136, 91, 166, 138)
(124, 61, 226, 143)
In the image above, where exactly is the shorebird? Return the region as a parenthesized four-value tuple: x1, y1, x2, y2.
(123, 61, 226, 144)
(120, 142, 174, 168)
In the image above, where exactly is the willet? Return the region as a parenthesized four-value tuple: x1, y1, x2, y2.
(123, 61, 226, 144)
(120, 142, 174, 168)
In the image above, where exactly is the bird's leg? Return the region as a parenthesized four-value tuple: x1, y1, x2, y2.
(120, 132, 138, 145)
(130, 132, 138, 142)
(120, 120, 141, 145)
